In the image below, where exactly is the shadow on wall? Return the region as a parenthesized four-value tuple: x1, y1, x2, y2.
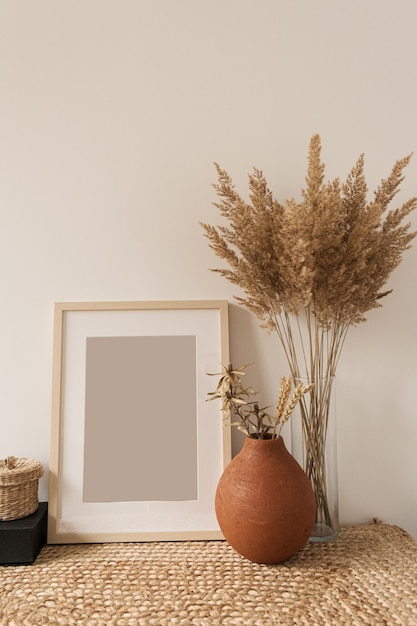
(227, 303, 286, 457)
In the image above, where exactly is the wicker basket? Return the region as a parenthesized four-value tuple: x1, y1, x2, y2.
(0, 456, 44, 521)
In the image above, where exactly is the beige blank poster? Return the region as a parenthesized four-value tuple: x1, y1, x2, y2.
(83, 335, 198, 503)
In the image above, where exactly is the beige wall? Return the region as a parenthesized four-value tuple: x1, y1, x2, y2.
(1, 0, 416, 538)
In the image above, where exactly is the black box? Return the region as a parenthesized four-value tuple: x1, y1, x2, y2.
(0, 502, 47, 565)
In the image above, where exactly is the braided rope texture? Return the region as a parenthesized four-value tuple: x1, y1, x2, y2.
(1, 524, 416, 625)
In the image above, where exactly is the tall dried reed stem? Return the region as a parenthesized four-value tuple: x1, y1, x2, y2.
(201, 135, 417, 529)
(268, 306, 345, 529)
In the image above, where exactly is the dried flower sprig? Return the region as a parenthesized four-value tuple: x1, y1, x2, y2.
(207, 363, 313, 439)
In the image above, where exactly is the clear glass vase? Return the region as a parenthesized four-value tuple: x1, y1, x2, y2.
(291, 376, 339, 542)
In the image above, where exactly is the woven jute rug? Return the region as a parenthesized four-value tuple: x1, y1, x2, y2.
(1, 524, 416, 626)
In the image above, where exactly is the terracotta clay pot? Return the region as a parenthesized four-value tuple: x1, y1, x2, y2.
(215, 435, 316, 564)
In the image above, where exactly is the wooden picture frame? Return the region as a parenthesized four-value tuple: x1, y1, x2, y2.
(48, 300, 230, 543)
